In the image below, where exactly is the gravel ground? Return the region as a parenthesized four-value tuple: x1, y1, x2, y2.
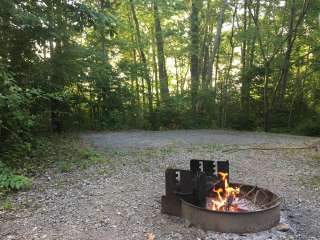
(1, 130, 320, 240)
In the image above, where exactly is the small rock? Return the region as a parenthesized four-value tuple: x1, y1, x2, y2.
(146, 233, 155, 240)
(277, 223, 290, 232)
(184, 219, 192, 228)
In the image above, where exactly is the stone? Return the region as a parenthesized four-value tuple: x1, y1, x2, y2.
(276, 223, 290, 232)
(184, 219, 192, 228)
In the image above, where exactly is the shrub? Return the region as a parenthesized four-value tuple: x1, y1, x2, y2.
(0, 67, 41, 167)
(0, 161, 32, 191)
(296, 118, 320, 136)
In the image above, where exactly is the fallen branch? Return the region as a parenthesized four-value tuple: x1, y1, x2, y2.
(222, 145, 318, 153)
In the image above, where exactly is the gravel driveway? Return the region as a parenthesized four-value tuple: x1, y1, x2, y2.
(1, 130, 320, 240)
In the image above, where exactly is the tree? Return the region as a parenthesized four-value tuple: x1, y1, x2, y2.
(129, 0, 156, 129)
(277, 0, 311, 106)
(190, 0, 202, 112)
(153, 0, 169, 101)
(206, 0, 228, 86)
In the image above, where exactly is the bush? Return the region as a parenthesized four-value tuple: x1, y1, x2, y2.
(0, 67, 42, 167)
(296, 118, 320, 136)
(0, 161, 32, 191)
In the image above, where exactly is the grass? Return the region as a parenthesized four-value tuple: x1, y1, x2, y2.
(20, 134, 109, 174)
(308, 176, 320, 187)
(200, 143, 223, 152)
(304, 153, 320, 168)
(301, 175, 320, 190)
(1, 134, 109, 195)
(55, 147, 108, 173)
(300, 153, 320, 189)
(0, 197, 13, 210)
(108, 144, 179, 159)
(0, 134, 110, 209)
(311, 154, 320, 162)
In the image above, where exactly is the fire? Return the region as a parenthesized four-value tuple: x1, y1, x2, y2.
(209, 172, 241, 212)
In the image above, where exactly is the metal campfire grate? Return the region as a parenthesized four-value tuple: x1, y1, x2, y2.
(161, 159, 282, 233)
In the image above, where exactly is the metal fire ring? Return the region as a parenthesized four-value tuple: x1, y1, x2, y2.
(180, 183, 282, 233)
(161, 160, 282, 233)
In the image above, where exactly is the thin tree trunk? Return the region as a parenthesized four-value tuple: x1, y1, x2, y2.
(278, 0, 310, 105)
(240, 0, 248, 112)
(174, 57, 179, 95)
(130, 0, 155, 129)
(132, 49, 140, 108)
(200, 0, 211, 88)
(151, 28, 160, 107)
(248, 0, 278, 132)
(213, 49, 219, 103)
(190, 0, 202, 112)
(153, 0, 169, 102)
(221, 3, 237, 128)
(206, 0, 228, 86)
(263, 64, 270, 132)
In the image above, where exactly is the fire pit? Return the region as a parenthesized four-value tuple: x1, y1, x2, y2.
(161, 160, 282, 233)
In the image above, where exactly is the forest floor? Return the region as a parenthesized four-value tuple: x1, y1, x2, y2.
(1, 130, 320, 240)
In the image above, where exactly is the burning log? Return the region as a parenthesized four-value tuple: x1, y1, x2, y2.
(209, 172, 241, 212)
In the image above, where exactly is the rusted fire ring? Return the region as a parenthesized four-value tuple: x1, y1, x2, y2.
(180, 183, 282, 233)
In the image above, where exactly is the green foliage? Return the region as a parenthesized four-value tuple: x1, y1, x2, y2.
(24, 135, 108, 173)
(1, 197, 13, 210)
(0, 161, 32, 191)
(0, 67, 41, 166)
(56, 146, 107, 172)
(296, 117, 320, 136)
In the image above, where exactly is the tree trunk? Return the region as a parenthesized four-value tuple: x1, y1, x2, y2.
(153, 0, 169, 102)
(213, 49, 219, 104)
(240, 0, 248, 112)
(206, 0, 228, 86)
(264, 64, 270, 132)
(221, 3, 237, 128)
(130, 0, 155, 129)
(190, 0, 202, 112)
(151, 27, 160, 107)
(200, 0, 211, 88)
(278, 0, 310, 106)
(174, 57, 179, 95)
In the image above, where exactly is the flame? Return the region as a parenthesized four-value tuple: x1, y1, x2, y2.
(210, 172, 241, 212)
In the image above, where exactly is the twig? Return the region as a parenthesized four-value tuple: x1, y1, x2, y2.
(259, 197, 281, 209)
(253, 189, 261, 205)
(241, 186, 256, 199)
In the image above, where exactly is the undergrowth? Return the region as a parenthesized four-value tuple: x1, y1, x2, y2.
(0, 134, 107, 194)
(0, 161, 32, 191)
(24, 134, 108, 173)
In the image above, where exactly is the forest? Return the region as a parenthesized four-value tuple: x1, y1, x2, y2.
(1, 0, 320, 170)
